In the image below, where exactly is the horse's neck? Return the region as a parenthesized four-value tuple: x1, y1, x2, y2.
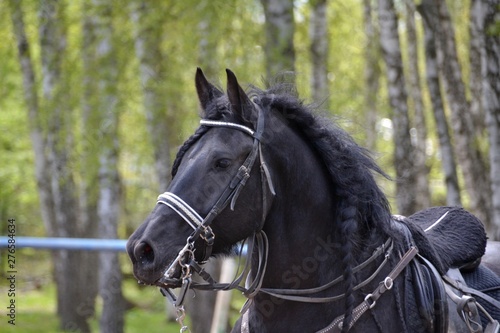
(259, 125, 342, 289)
(246, 120, 395, 330)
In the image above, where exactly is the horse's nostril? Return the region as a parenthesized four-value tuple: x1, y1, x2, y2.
(134, 241, 155, 264)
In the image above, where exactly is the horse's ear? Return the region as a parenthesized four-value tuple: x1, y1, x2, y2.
(226, 69, 256, 125)
(195, 67, 223, 112)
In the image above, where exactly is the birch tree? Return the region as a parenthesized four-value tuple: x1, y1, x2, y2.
(82, 1, 125, 331)
(481, 0, 500, 238)
(9, 0, 93, 331)
(418, 2, 462, 207)
(309, 0, 330, 107)
(431, 0, 492, 227)
(130, 0, 171, 192)
(378, 0, 416, 216)
(41, 5, 89, 327)
(260, 0, 296, 79)
(405, 0, 430, 210)
(468, 0, 487, 136)
(79, 0, 102, 320)
(362, 0, 381, 151)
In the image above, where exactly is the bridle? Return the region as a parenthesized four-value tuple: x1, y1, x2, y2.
(154, 103, 276, 330)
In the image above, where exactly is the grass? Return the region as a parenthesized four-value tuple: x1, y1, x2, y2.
(0, 250, 184, 333)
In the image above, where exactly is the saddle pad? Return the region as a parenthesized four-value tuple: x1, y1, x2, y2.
(462, 265, 500, 326)
(408, 206, 487, 269)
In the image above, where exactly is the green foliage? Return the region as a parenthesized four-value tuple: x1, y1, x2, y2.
(0, 0, 493, 328)
(0, 0, 385, 235)
(0, 1, 41, 235)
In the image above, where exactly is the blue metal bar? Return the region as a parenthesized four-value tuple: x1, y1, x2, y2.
(0, 236, 127, 252)
(0, 236, 248, 255)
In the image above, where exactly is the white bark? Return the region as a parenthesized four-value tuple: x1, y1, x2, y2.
(310, 0, 330, 107)
(469, 0, 487, 134)
(260, 0, 296, 79)
(83, 0, 125, 331)
(130, 0, 171, 192)
(405, 0, 431, 210)
(363, 0, 381, 151)
(481, 0, 500, 238)
(418, 2, 462, 207)
(8, 0, 56, 236)
(432, 0, 492, 226)
(378, 0, 417, 215)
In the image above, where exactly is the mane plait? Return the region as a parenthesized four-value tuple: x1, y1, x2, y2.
(171, 126, 209, 178)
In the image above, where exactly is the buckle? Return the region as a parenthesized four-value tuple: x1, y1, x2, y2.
(383, 277, 393, 290)
(200, 226, 215, 245)
(364, 294, 376, 309)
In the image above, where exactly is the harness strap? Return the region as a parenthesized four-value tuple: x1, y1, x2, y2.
(317, 246, 419, 333)
(257, 239, 393, 303)
(444, 274, 500, 310)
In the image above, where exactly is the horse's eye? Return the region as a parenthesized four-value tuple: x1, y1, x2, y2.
(215, 159, 231, 169)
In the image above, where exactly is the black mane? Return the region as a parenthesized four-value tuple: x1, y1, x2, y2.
(251, 84, 394, 237)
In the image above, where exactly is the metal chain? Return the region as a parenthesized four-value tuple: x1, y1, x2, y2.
(175, 305, 190, 333)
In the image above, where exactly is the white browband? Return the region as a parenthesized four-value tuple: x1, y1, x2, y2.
(200, 119, 255, 137)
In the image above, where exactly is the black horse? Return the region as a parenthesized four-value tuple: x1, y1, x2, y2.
(127, 69, 500, 332)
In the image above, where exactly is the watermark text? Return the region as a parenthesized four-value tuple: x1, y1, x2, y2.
(5, 218, 16, 326)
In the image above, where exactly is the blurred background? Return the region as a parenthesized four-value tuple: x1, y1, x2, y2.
(0, 0, 499, 332)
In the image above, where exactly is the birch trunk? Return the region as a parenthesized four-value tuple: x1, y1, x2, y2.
(482, 0, 500, 238)
(378, 0, 417, 216)
(260, 0, 296, 79)
(310, 0, 330, 107)
(38, 1, 92, 331)
(7, 0, 55, 236)
(83, 1, 125, 331)
(130, 0, 171, 192)
(432, 0, 492, 226)
(11, 1, 96, 330)
(405, 0, 430, 210)
(418, 2, 462, 207)
(363, 0, 381, 151)
(80, 0, 110, 324)
(469, 0, 486, 135)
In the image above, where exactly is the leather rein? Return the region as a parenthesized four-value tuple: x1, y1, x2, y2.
(154, 105, 419, 333)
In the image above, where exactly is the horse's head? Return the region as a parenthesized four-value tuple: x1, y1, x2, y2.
(127, 69, 274, 287)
